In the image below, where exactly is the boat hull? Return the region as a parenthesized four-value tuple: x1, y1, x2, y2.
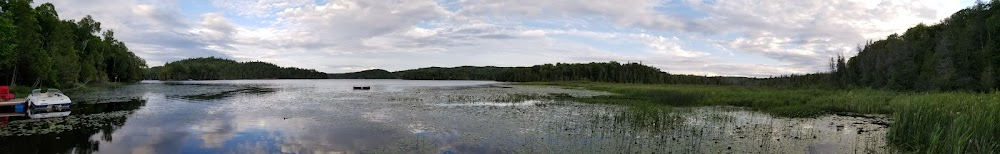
(25, 89, 73, 118)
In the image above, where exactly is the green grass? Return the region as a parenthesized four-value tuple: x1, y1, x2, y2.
(887, 93, 1000, 153)
(521, 81, 898, 117)
(519, 81, 1000, 153)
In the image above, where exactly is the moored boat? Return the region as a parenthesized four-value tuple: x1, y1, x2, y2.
(26, 89, 72, 118)
(353, 86, 371, 90)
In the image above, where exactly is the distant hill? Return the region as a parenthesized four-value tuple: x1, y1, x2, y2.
(328, 62, 816, 86)
(327, 69, 395, 79)
(145, 57, 327, 80)
(331, 62, 665, 83)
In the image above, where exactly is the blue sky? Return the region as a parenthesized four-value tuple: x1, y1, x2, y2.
(38, 0, 978, 77)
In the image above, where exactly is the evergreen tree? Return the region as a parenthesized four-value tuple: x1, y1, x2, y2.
(0, 1, 148, 88)
(833, 1, 1000, 91)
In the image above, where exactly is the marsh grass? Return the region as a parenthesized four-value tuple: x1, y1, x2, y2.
(888, 93, 1000, 153)
(519, 81, 1000, 153)
(615, 105, 683, 134)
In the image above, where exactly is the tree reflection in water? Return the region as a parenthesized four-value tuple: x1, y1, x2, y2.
(0, 99, 147, 154)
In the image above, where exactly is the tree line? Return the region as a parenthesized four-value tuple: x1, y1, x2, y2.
(0, 0, 147, 88)
(332, 62, 677, 83)
(330, 62, 823, 87)
(327, 69, 396, 79)
(832, 0, 1000, 91)
(145, 57, 327, 80)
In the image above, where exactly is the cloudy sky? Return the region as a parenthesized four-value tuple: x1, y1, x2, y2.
(37, 0, 978, 77)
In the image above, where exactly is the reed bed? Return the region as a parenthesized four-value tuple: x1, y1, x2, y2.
(520, 82, 1000, 153)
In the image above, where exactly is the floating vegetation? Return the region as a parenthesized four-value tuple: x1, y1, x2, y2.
(431, 100, 548, 107)
(0, 111, 133, 136)
(0, 98, 147, 139)
(180, 87, 276, 101)
(520, 82, 1000, 153)
(584, 106, 892, 153)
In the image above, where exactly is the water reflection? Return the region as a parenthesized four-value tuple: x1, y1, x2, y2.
(73, 99, 148, 115)
(0, 80, 892, 153)
(0, 99, 147, 153)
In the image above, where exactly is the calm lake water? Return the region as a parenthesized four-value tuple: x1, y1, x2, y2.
(0, 80, 891, 153)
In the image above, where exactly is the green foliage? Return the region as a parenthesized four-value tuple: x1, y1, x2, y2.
(888, 93, 1000, 153)
(839, 1, 1000, 91)
(530, 82, 862, 118)
(332, 62, 834, 88)
(328, 69, 396, 79)
(146, 57, 327, 80)
(0, 6, 17, 73)
(528, 81, 999, 153)
(3, 0, 44, 86)
(36, 3, 79, 87)
(0, 1, 146, 88)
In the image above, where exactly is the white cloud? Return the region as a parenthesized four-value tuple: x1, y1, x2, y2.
(193, 13, 238, 51)
(211, 0, 312, 17)
(267, 0, 448, 52)
(457, 0, 684, 30)
(684, 0, 966, 73)
(632, 34, 710, 58)
(33, 0, 977, 77)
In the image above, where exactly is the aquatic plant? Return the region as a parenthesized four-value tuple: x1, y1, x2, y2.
(180, 87, 276, 101)
(888, 93, 1000, 153)
(521, 82, 1000, 153)
(0, 111, 133, 136)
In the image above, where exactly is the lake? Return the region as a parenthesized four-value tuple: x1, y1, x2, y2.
(0, 80, 891, 153)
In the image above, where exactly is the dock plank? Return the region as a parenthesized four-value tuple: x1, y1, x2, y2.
(0, 113, 23, 117)
(0, 98, 25, 106)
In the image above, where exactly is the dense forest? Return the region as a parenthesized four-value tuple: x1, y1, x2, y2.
(833, 0, 1000, 91)
(332, 62, 677, 82)
(0, 0, 147, 88)
(330, 62, 824, 87)
(327, 69, 396, 79)
(145, 57, 327, 80)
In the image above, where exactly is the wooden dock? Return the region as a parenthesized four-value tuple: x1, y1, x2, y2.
(0, 113, 22, 117)
(0, 98, 25, 106)
(0, 98, 25, 117)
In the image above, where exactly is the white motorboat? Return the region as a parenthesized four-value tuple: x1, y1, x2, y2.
(26, 88, 72, 118)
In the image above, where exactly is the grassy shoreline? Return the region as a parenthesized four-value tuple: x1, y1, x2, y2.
(518, 81, 999, 153)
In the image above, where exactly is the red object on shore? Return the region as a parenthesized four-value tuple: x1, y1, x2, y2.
(0, 86, 14, 125)
(0, 86, 11, 101)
